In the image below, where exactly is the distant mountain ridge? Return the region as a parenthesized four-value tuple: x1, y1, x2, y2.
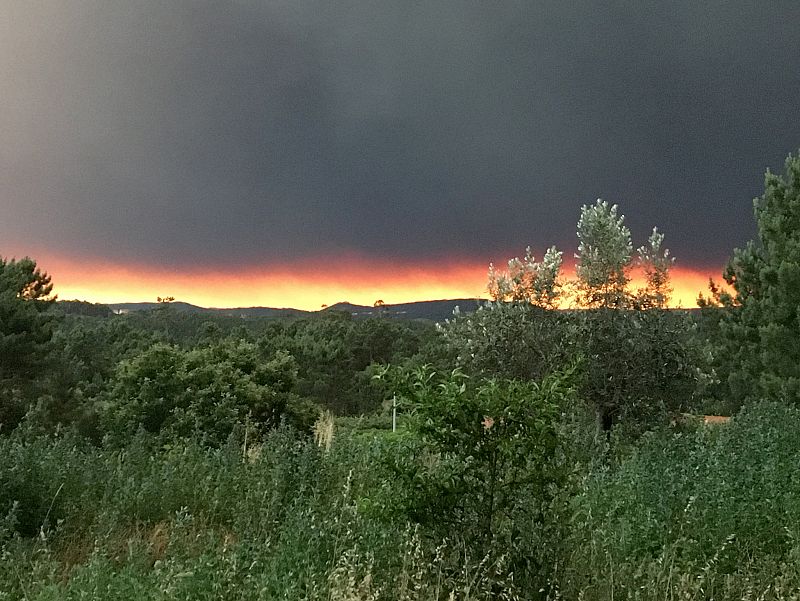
(66, 298, 486, 322)
(324, 299, 484, 320)
(107, 301, 311, 319)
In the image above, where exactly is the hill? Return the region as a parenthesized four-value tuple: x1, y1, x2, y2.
(68, 298, 488, 322)
(107, 302, 311, 319)
(324, 299, 483, 321)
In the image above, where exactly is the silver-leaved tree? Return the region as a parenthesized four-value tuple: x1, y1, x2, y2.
(443, 198, 698, 433)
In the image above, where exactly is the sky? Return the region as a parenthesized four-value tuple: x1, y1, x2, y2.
(2, 1, 799, 309)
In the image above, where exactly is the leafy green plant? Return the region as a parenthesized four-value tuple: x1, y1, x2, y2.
(576, 307, 700, 431)
(438, 302, 577, 383)
(102, 339, 317, 445)
(0, 256, 58, 428)
(561, 401, 800, 600)
(382, 364, 578, 593)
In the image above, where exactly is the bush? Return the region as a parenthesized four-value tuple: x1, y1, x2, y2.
(575, 308, 700, 430)
(103, 340, 316, 444)
(561, 401, 800, 599)
(438, 302, 576, 382)
(384, 364, 578, 593)
(440, 303, 701, 433)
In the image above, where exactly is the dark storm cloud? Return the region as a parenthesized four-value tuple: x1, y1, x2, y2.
(2, 1, 799, 269)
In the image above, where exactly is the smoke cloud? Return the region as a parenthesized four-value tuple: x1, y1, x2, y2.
(2, 1, 799, 270)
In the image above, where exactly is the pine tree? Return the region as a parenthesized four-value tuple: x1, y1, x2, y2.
(721, 151, 800, 403)
(0, 256, 57, 427)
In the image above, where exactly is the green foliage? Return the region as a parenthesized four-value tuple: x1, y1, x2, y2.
(441, 303, 700, 431)
(0, 256, 57, 428)
(439, 302, 576, 383)
(715, 150, 800, 405)
(636, 227, 675, 308)
(105, 339, 317, 444)
(53, 317, 159, 390)
(576, 199, 633, 308)
(458, 199, 695, 433)
(1, 269, 426, 436)
(487, 200, 676, 312)
(384, 365, 577, 592)
(55, 300, 114, 318)
(41, 317, 162, 436)
(106, 343, 186, 435)
(259, 314, 424, 414)
(562, 401, 800, 600)
(488, 245, 564, 308)
(282, 394, 325, 432)
(576, 308, 700, 430)
(4, 407, 800, 600)
(0, 428, 527, 600)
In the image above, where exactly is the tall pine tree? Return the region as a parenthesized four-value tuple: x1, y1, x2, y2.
(0, 256, 56, 427)
(721, 151, 800, 403)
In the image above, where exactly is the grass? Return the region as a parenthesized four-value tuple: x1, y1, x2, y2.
(1, 401, 800, 599)
(559, 401, 800, 600)
(0, 426, 522, 600)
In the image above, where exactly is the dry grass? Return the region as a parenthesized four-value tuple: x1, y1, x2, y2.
(314, 410, 336, 451)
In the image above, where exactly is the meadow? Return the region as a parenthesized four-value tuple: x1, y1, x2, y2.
(2, 399, 800, 600)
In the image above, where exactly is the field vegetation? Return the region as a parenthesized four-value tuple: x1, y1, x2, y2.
(1, 152, 800, 599)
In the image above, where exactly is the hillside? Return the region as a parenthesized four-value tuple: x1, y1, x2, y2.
(61, 298, 487, 322)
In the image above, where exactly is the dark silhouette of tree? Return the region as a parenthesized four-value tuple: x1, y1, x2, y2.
(0, 256, 57, 427)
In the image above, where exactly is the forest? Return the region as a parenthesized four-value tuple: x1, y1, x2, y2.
(1, 152, 800, 600)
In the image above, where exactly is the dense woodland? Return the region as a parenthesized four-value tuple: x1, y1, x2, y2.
(1, 152, 800, 599)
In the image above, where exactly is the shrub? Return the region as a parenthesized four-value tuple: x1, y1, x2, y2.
(560, 401, 800, 599)
(384, 364, 578, 593)
(103, 339, 315, 444)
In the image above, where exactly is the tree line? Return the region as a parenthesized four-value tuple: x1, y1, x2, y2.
(3, 153, 800, 439)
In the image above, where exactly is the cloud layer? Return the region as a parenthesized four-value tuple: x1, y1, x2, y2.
(2, 1, 799, 271)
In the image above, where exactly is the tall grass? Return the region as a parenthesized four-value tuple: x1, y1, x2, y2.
(2, 402, 800, 599)
(0, 426, 522, 600)
(560, 401, 800, 600)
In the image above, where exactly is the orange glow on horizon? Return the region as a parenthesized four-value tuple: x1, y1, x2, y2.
(44, 254, 489, 310)
(30, 252, 723, 311)
(627, 268, 717, 309)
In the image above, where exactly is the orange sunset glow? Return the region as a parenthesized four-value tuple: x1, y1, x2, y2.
(38, 252, 720, 311)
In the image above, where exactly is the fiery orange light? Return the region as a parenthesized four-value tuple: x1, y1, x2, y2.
(627, 267, 716, 309)
(41, 253, 490, 310)
(18, 251, 721, 311)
